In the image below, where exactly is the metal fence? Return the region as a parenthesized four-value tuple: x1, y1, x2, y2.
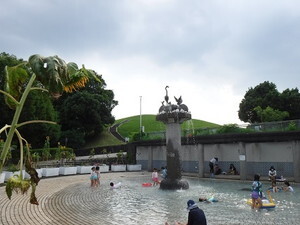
(144, 119, 300, 140)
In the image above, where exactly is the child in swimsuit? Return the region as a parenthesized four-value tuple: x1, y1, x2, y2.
(90, 167, 97, 187)
(283, 181, 294, 192)
(152, 168, 160, 186)
(199, 196, 218, 203)
(251, 174, 263, 209)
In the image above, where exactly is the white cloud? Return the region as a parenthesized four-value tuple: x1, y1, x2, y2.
(1, 0, 300, 125)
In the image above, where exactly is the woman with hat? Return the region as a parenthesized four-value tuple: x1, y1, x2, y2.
(166, 199, 207, 225)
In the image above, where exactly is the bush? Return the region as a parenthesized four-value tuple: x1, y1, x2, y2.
(216, 124, 252, 134)
(6, 164, 18, 172)
(287, 122, 297, 131)
(55, 145, 75, 162)
(130, 132, 147, 141)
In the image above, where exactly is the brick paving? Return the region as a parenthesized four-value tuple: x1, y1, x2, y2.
(0, 172, 144, 225)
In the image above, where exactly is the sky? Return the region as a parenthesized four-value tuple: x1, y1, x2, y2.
(1, 0, 300, 125)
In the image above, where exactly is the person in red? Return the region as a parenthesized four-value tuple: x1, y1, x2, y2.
(151, 168, 160, 186)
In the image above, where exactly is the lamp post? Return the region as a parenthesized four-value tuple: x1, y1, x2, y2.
(139, 96, 142, 139)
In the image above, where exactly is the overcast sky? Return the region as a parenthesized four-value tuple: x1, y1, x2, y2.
(1, 0, 300, 125)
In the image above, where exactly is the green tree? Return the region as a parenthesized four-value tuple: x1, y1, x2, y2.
(0, 53, 23, 137)
(254, 106, 289, 122)
(60, 129, 85, 149)
(238, 81, 281, 123)
(55, 74, 117, 148)
(280, 88, 300, 120)
(239, 81, 300, 123)
(19, 91, 60, 148)
(58, 91, 113, 141)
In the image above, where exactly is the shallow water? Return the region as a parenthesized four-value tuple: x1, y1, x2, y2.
(57, 177, 300, 225)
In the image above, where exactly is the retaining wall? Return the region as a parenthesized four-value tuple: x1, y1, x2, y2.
(135, 131, 300, 182)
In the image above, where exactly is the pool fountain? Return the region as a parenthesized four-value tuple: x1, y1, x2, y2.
(156, 86, 191, 190)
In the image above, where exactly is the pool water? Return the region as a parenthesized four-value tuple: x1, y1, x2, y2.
(58, 176, 300, 225)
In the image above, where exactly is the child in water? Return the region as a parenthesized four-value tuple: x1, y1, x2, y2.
(152, 168, 160, 186)
(161, 167, 167, 179)
(90, 167, 97, 187)
(283, 181, 294, 192)
(199, 196, 218, 203)
(251, 174, 262, 209)
(110, 182, 122, 189)
(95, 166, 100, 187)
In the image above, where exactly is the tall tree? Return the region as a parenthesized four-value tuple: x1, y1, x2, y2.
(56, 75, 118, 148)
(239, 81, 280, 123)
(280, 88, 300, 120)
(239, 81, 300, 123)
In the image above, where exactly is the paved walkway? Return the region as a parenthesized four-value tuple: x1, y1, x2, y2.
(0, 172, 145, 225)
(108, 120, 130, 142)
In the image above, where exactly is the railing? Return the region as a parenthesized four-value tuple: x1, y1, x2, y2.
(142, 119, 300, 140)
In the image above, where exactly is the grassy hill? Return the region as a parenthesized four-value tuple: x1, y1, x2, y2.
(115, 114, 220, 139)
(83, 127, 125, 148)
(83, 114, 219, 148)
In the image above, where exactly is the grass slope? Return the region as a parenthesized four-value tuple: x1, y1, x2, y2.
(83, 127, 125, 148)
(115, 114, 220, 138)
(83, 115, 219, 148)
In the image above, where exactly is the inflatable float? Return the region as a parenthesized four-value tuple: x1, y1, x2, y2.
(246, 191, 276, 209)
(142, 183, 152, 187)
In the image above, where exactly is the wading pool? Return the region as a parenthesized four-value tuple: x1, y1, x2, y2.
(48, 176, 300, 225)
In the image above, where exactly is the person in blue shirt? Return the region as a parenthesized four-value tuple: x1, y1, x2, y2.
(161, 166, 167, 179)
(199, 196, 218, 203)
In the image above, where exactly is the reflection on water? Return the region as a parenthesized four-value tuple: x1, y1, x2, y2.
(69, 177, 300, 225)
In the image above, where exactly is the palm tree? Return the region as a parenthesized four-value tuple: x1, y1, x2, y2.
(0, 54, 100, 204)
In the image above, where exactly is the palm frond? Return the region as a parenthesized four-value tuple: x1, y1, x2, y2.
(64, 64, 100, 93)
(28, 54, 69, 98)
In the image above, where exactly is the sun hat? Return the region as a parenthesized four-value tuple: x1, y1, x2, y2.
(187, 200, 197, 210)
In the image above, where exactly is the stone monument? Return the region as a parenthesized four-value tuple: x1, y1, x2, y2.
(156, 86, 191, 190)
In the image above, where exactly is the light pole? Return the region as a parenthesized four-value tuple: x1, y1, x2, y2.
(139, 96, 142, 139)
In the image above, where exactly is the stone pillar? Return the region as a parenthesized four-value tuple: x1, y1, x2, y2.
(147, 146, 153, 172)
(166, 123, 182, 180)
(156, 100, 191, 190)
(238, 142, 247, 180)
(293, 141, 300, 182)
(198, 144, 204, 178)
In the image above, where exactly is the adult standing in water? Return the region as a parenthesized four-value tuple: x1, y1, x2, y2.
(165, 200, 207, 225)
(209, 157, 218, 177)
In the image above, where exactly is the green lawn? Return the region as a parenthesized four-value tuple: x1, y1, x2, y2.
(115, 114, 219, 138)
(83, 114, 219, 148)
